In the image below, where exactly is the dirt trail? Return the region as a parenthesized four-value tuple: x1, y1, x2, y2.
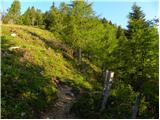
(41, 85, 77, 119)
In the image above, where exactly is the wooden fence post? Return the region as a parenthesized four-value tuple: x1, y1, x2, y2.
(100, 70, 114, 112)
(131, 94, 141, 119)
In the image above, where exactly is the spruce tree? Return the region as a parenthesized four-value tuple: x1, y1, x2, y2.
(124, 3, 158, 118)
(3, 0, 21, 24)
(44, 2, 63, 35)
(22, 7, 43, 26)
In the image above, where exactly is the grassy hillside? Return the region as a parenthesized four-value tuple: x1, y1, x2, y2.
(1, 24, 100, 118)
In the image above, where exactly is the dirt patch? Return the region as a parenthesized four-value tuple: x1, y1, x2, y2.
(19, 49, 34, 64)
(40, 85, 77, 119)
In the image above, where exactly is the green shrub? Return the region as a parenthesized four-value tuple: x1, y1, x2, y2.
(72, 81, 137, 119)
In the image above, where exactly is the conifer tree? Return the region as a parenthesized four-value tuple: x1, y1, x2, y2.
(34, 9, 44, 26)
(3, 0, 21, 24)
(22, 7, 43, 26)
(44, 2, 63, 34)
(21, 7, 32, 25)
(123, 3, 158, 118)
(62, 1, 106, 62)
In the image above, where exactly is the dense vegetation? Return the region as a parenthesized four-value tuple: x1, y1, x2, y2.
(1, 0, 159, 119)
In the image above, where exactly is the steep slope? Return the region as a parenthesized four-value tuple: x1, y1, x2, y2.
(1, 24, 93, 118)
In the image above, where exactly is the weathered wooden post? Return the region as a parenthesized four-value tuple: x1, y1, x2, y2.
(100, 70, 114, 112)
(131, 94, 141, 119)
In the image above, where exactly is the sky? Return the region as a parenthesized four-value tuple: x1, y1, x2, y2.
(1, 0, 159, 28)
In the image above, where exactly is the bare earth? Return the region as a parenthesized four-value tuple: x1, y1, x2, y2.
(41, 85, 77, 119)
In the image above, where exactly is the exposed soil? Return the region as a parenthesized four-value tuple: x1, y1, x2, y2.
(41, 85, 77, 119)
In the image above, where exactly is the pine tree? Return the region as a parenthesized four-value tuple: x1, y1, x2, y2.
(126, 3, 146, 38)
(21, 7, 32, 25)
(123, 3, 158, 118)
(112, 26, 128, 74)
(98, 22, 117, 70)
(43, 2, 63, 35)
(101, 17, 108, 24)
(62, 1, 106, 64)
(22, 7, 43, 26)
(3, 0, 21, 24)
(116, 26, 123, 39)
(34, 9, 43, 26)
(126, 3, 150, 90)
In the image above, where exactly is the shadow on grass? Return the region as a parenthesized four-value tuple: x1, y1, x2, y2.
(1, 36, 57, 119)
(21, 29, 102, 90)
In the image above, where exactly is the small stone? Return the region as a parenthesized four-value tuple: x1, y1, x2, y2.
(65, 93, 74, 97)
(55, 102, 63, 107)
(11, 33, 16, 37)
(9, 46, 20, 51)
(40, 71, 44, 75)
(21, 112, 26, 116)
(70, 93, 74, 97)
(64, 96, 72, 101)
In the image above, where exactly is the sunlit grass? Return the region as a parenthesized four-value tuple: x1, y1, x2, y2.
(1, 24, 93, 118)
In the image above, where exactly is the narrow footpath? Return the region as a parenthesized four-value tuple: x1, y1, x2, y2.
(41, 85, 77, 119)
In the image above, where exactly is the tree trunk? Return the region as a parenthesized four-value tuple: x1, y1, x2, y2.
(100, 70, 114, 112)
(131, 94, 141, 119)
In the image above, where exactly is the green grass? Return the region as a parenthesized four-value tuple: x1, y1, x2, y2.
(1, 24, 93, 118)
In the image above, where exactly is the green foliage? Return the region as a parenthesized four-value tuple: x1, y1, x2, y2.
(96, 22, 117, 69)
(21, 7, 44, 27)
(43, 2, 64, 35)
(72, 81, 137, 119)
(114, 3, 158, 118)
(72, 92, 102, 119)
(2, 0, 21, 24)
(103, 82, 137, 118)
(69, 2, 105, 54)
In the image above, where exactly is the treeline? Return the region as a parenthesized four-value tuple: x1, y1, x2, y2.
(2, 0, 159, 118)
